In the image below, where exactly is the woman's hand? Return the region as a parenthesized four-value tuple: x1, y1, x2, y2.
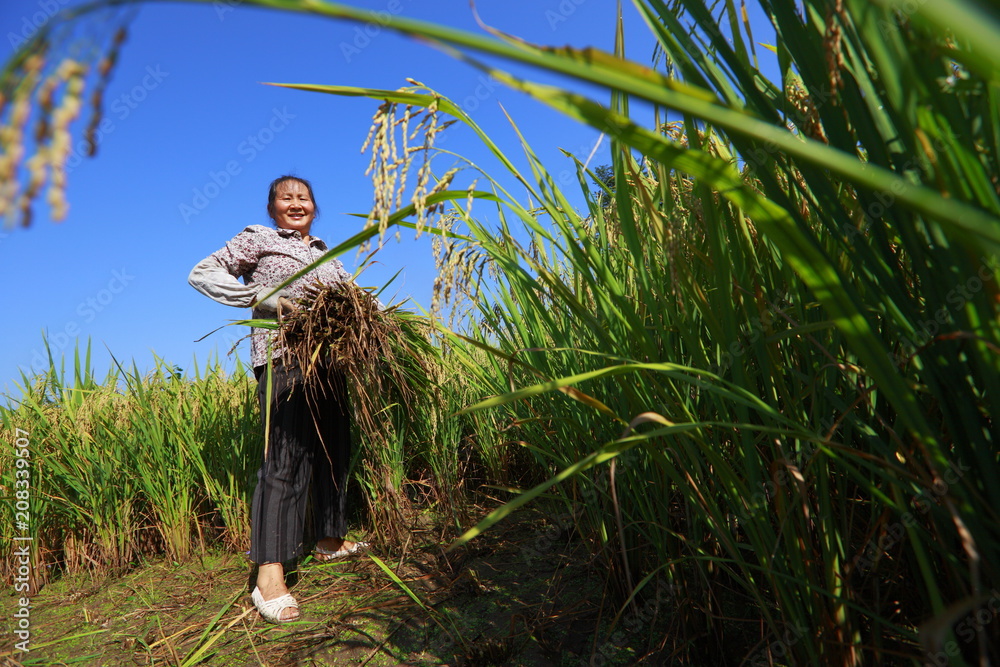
(252, 287, 300, 320)
(276, 296, 299, 321)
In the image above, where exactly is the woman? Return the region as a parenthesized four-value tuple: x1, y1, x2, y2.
(188, 175, 366, 623)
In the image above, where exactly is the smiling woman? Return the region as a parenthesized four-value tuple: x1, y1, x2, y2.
(267, 176, 317, 241)
(188, 175, 369, 624)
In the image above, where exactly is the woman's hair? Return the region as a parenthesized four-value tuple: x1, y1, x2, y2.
(266, 175, 320, 221)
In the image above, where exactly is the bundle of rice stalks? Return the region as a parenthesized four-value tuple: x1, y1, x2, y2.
(276, 279, 441, 541)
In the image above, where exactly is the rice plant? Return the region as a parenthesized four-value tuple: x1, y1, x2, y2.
(0, 331, 472, 583)
(0, 341, 262, 579)
(4, 0, 999, 663)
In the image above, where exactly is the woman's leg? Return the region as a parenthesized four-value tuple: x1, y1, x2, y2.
(254, 563, 297, 621)
(310, 370, 354, 551)
(249, 363, 314, 617)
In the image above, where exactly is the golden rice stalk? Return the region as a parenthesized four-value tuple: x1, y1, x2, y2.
(785, 77, 829, 144)
(0, 20, 128, 228)
(47, 59, 89, 221)
(359, 85, 469, 321)
(0, 52, 43, 226)
(430, 210, 487, 324)
(360, 88, 455, 240)
(85, 26, 127, 157)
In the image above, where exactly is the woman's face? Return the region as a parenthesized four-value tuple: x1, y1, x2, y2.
(270, 180, 316, 236)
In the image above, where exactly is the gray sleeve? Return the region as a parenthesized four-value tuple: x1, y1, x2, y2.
(188, 255, 263, 308)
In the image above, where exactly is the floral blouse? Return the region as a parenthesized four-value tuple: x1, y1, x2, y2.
(188, 224, 353, 369)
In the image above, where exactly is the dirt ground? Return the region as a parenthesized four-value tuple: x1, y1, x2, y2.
(1, 509, 670, 666)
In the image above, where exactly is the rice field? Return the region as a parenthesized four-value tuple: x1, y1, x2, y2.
(3, 0, 1000, 665)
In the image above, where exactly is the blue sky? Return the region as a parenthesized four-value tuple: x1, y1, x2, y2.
(1, 0, 775, 398)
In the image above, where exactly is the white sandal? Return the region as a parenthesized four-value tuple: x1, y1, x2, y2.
(314, 541, 370, 562)
(251, 586, 299, 623)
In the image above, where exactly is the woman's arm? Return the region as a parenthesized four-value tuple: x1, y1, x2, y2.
(188, 255, 259, 307)
(189, 226, 293, 312)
